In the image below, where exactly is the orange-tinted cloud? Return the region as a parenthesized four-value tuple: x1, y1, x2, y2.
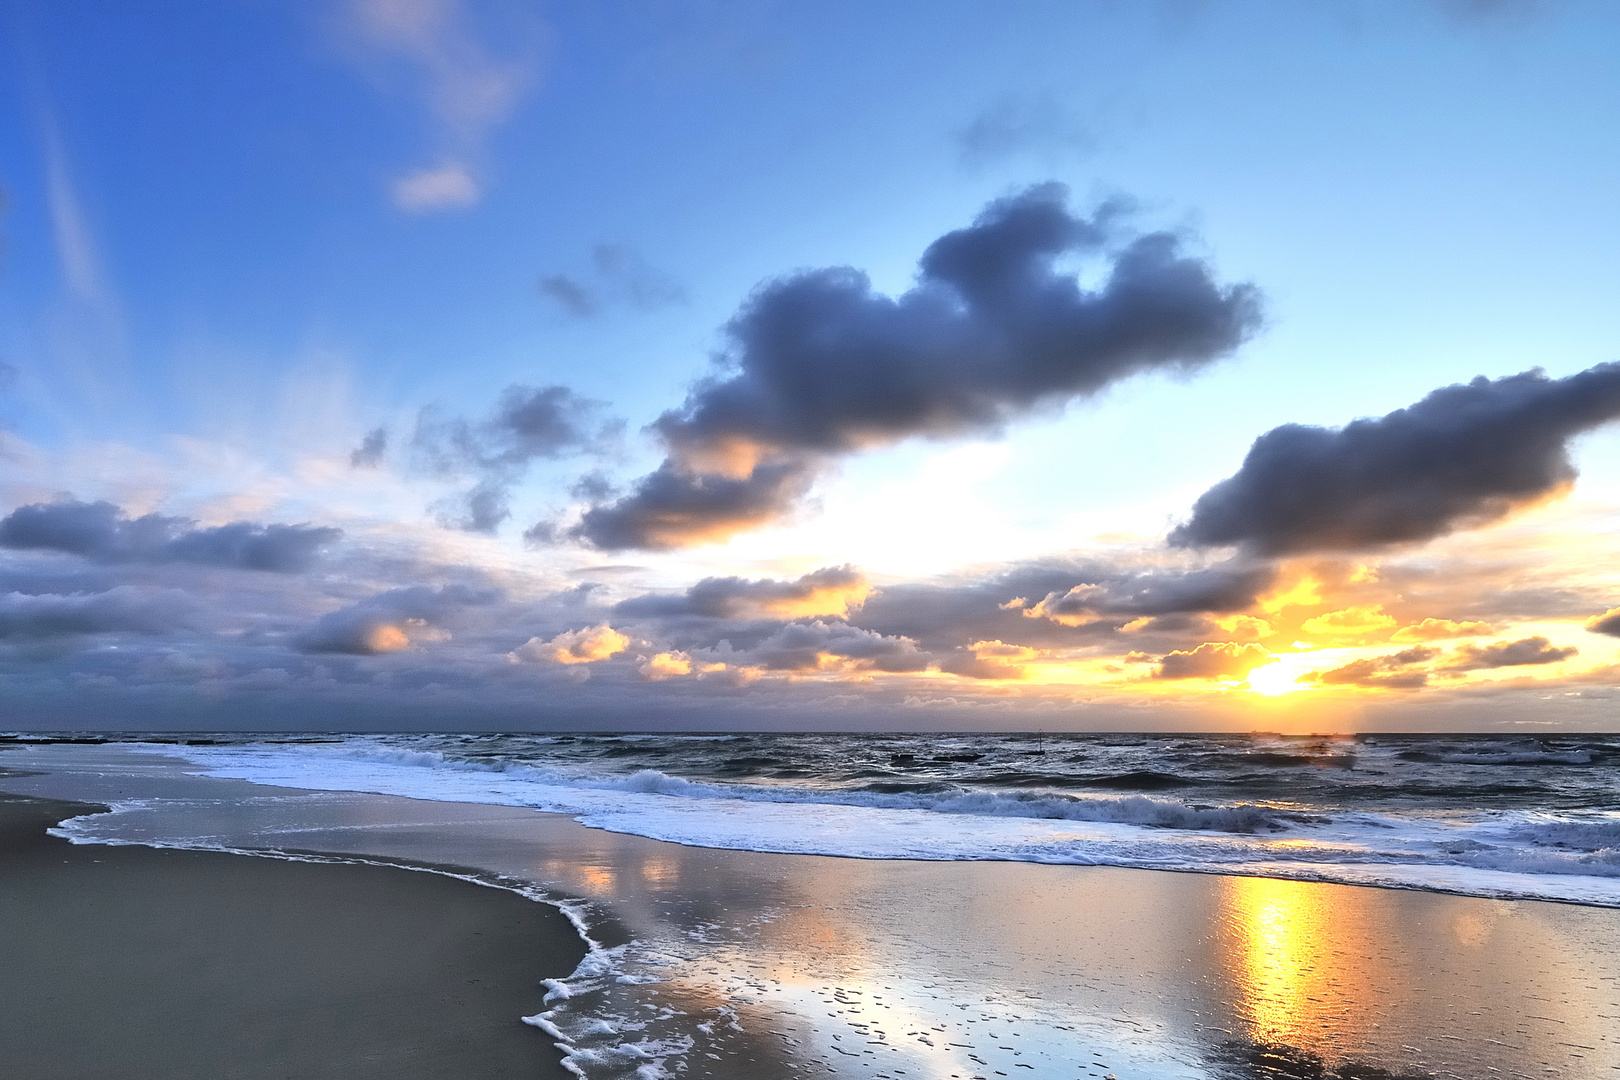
(1156, 642, 1274, 681)
(1300, 605, 1397, 637)
(510, 624, 629, 664)
(1390, 617, 1495, 642)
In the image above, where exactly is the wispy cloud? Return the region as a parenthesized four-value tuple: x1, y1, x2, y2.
(40, 117, 104, 299)
(340, 0, 541, 212)
(955, 94, 1094, 170)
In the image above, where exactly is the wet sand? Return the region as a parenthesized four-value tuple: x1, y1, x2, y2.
(0, 788, 587, 1080)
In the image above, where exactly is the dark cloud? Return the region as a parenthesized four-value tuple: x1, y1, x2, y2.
(1154, 641, 1274, 680)
(1585, 608, 1620, 637)
(956, 95, 1093, 169)
(0, 586, 202, 639)
(568, 184, 1261, 550)
(571, 460, 815, 551)
(743, 620, 928, 673)
(1172, 364, 1620, 555)
(856, 558, 1274, 652)
(538, 245, 684, 318)
(0, 500, 340, 572)
(350, 427, 388, 468)
(414, 384, 623, 532)
(296, 585, 500, 655)
(1306, 646, 1439, 690)
(1021, 563, 1275, 624)
(1445, 635, 1577, 670)
(538, 274, 598, 317)
(616, 565, 866, 620)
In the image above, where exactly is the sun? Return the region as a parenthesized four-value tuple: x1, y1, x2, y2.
(1246, 662, 1308, 697)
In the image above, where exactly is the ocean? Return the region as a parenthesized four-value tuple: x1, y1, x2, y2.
(4, 731, 1618, 1079)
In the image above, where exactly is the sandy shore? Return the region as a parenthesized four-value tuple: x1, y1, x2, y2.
(0, 786, 587, 1080)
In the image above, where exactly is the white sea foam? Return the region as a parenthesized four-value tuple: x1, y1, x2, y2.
(120, 739, 1620, 906)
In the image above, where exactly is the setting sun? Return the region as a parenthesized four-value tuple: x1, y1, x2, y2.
(1246, 663, 1308, 696)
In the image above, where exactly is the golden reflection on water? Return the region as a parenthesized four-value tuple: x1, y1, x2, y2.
(1221, 876, 1352, 1054)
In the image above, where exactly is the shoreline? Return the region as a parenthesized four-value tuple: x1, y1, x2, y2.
(6, 744, 1619, 1080)
(0, 789, 589, 1080)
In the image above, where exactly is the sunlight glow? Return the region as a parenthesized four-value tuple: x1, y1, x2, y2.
(1246, 663, 1308, 696)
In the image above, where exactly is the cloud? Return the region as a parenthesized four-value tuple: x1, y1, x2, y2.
(1155, 641, 1275, 680)
(0, 586, 202, 639)
(0, 500, 340, 572)
(342, 0, 538, 212)
(1305, 646, 1439, 690)
(567, 183, 1261, 549)
(1018, 562, 1275, 627)
(1391, 617, 1495, 642)
(1172, 364, 1620, 555)
(296, 584, 496, 655)
(571, 459, 816, 550)
(414, 384, 623, 532)
(956, 95, 1093, 169)
(848, 557, 1276, 656)
(350, 427, 389, 468)
(615, 565, 868, 620)
(1299, 605, 1397, 637)
(538, 245, 686, 318)
(1444, 635, 1578, 670)
(942, 639, 1039, 680)
(391, 161, 480, 212)
(744, 621, 930, 674)
(538, 274, 599, 317)
(508, 623, 630, 665)
(1585, 608, 1620, 637)
(639, 651, 693, 680)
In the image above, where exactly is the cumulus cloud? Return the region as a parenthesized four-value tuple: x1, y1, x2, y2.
(350, 427, 389, 468)
(942, 639, 1039, 680)
(1305, 646, 1439, 690)
(1391, 617, 1495, 642)
(296, 584, 496, 655)
(742, 621, 930, 674)
(1155, 642, 1275, 681)
(568, 183, 1261, 549)
(508, 623, 630, 665)
(1299, 605, 1398, 637)
(0, 586, 203, 639)
(1018, 562, 1274, 627)
(639, 651, 693, 680)
(1444, 635, 1577, 670)
(1585, 608, 1620, 637)
(414, 384, 623, 532)
(615, 565, 869, 620)
(0, 500, 340, 572)
(851, 557, 1276, 655)
(1172, 364, 1620, 555)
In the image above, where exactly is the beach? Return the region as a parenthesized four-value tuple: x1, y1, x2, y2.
(0, 781, 587, 1080)
(3, 739, 1619, 1079)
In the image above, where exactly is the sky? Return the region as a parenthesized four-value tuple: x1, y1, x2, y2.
(3, 0, 1620, 732)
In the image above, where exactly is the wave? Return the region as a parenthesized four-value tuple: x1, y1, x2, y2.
(111, 738, 1620, 906)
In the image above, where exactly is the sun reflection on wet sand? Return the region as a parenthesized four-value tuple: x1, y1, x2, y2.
(1221, 876, 1355, 1055)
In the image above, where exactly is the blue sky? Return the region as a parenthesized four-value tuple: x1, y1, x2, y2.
(3, 0, 1620, 730)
